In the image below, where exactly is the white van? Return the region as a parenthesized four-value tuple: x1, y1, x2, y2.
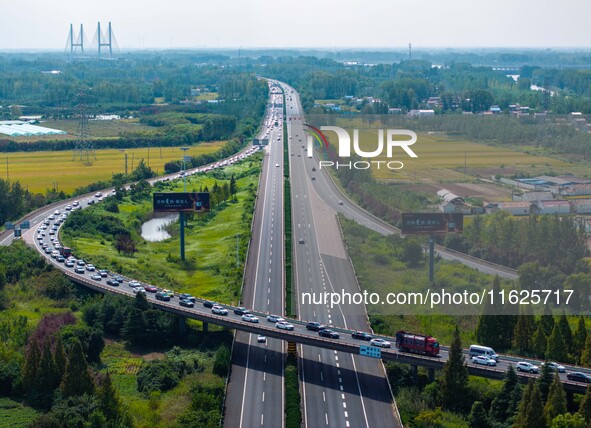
(469, 345, 499, 361)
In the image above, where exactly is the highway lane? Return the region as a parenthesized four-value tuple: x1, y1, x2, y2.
(225, 87, 285, 428)
(280, 81, 401, 428)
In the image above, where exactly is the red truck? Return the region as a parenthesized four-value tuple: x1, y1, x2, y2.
(59, 247, 72, 258)
(395, 330, 440, 357)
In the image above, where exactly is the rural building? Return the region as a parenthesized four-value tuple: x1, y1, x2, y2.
(408, 109, 435, 117)
(0, 121, 66, 137)
(439, 202, 458, 213)
(483, 202, 499, 214)
(571, 199, 591, 214)
(513, 191, 554, 202)
(535, 200, 572, 215)
(534, 176, 575, 187)
(498, 201, 531, 216)
(562, 184, 591, 197)
(437, 189, 465, 205)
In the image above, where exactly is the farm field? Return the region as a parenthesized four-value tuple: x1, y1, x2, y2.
(323, 126, 589, 182)
(3, 142, 226, 194)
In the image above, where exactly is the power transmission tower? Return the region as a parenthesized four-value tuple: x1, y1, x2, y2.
(73, 91, 96, 165)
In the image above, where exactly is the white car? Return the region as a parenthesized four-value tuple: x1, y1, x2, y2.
(516, 362, 539, 373)
(267, 315, 285, 323)
(370, 338, 392, 348)
(129, 280, 141, 288)
(133, 287, 146, 295)
(276, 321, 294, 331)
(212, 305, 229, 316)
(242, 314, 259, 323)
(471, 355, 497, 366)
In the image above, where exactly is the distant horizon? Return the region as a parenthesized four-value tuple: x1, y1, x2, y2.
(1, 0, 590, 51)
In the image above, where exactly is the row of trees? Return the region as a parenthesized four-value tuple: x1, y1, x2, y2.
(451, 211, 587, 274)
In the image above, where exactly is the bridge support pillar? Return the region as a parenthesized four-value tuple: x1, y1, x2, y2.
(428, 368, 435, 382)
(203, 321, 209, 333)
(178, 316, 187, 337)
(410, 364, 418, 385)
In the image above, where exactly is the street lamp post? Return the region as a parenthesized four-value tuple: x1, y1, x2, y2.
(119, 149, 128, 175)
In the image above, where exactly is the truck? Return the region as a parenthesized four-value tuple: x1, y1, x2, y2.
(395, 330, 440, 357)
(59, 247, 72, 258)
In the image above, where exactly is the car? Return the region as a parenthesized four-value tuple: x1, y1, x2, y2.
(74, 266, 85, 274)
(95, 192, 102, 198)
(106, 279, 119, 286)
(203, 300, 216, 308)
(516, 362, 539, 373)
(155, 291, 171, 301)
(351, 331, 373, 341)
(319, 329, 340, 339)
(133, 287, 146, 295)
(65, 260, 75, 268)
(98, 270, 108, 278)
(257, 335, 267, 343)
(129, 280, 141, 288)
(212, 305, 229, 315)
(179, 299, 194, 308)
(144, 285, 157, 292)
(85, 264, 96, 272)
(370, 338, 392, 348)
(162, 289, 175, 298)
(311, 176, 316, 181)
(242, 314, 259, 323)
(276, 321, 294, 331)
(275, 163, 279, 167)
(48, 215, 55, 220)
(112, 276, 124, 283)
(76, 260, 85, 266)
(267, 315, 285, 323)
(338, 200, 344, 205)
(234, 307, 250, 315)
(541, 362, 566, 373)
(65, 205, 72, 211)
(306, 322, 326, 332)
(90, 274, 102, 281)
(56, 255, 65, 263)
(87, 199, 95, 205)
(44, 247, 52, 254)
(298, 238, 305, 244)
(54, 210, 60, 215)
(178, 293, 196, 302)
(50, 250, 60, 258)
(567, 372, 591, 383)
(471, 355, 497, 366)
(48, 230, 55, 235)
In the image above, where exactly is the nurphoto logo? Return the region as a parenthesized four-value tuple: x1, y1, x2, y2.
(304, 124, 418, 170)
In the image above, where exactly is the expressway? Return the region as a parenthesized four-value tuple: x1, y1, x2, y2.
(279, 81, 402, 428)
(225, 86, 285, 428)
(24, 219, 591, 397)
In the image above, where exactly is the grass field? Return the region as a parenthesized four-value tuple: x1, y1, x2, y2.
(0, 397, 39, 428)
(3, 142, 226, 194)
(62, 156, 261, 304)
(324, 126, 588, 182)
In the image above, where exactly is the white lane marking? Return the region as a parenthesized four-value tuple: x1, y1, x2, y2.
(338, 377, 342, 383)
(262, 392, 265, 402)
(340, 385, 343, 391)
(261, 414, 264, 425)
(318, 354, 322, 363)
(320, 372, 324, 382)
(335, 356, 339, 362)
(343, 402, 347, 409)
(325, 414, 328, 425)
(341, 394, 345, 400)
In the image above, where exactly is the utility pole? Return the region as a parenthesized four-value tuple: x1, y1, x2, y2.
(179, 147, 190, 261)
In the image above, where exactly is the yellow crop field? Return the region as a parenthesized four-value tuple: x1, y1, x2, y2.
(2, 142, 226, 194)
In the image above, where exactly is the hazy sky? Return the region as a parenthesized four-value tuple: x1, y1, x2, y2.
(1, 0, 590, 50)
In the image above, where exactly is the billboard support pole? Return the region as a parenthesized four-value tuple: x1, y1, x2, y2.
(428, 234, 435, 282)
(180, 212, 185, 261)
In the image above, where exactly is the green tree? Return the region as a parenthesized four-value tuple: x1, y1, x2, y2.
(514, 311, 536, 354)
(540, 310, 555, 337)
(441, 326, 468, 411)
(558, 314, 574, 357)
(468, 401, 491, 428)
(581, 335, 591, 367)
(401, 240, 423, 267)
(532, 323, 548, 359)
(98, 372, 125, 423)
(32, 341, 60, 409)
(213, 346, 231, 377)
(537, 361, 554, 403)
(61, 338, 94, 398)
(544, 373, 567, 424)
(54, 336, 67, 380)
(546, 324, 568, 363)
(490, 365, 520, 423)
(573, 316, 587, 364)
(550, 413, 586, 428)
(578, 385, 591, 424)
(23, 340, 41, 393)
(122, 307, 147, 345)
(230, 174, 237, 200)
(514, 381, 545, 428)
